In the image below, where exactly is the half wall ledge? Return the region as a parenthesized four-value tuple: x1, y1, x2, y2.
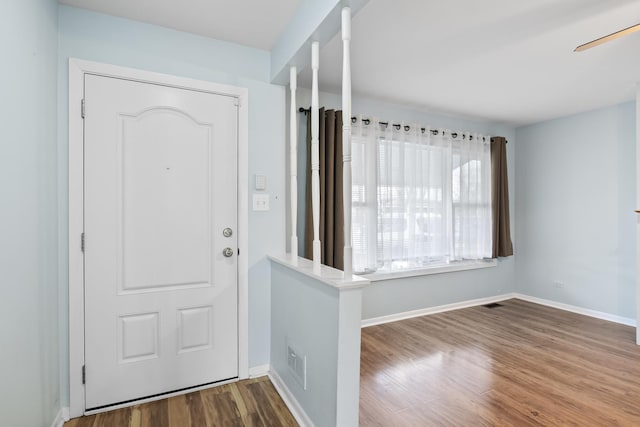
(269, 254, 369, 426)
(269, 254, 369, 290)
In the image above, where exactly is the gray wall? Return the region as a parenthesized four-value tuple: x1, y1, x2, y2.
(57, 5, 286, 405)
(515, 101, 636, 319)
(0, 0, 61, 426)
(291, 88, 517, 320)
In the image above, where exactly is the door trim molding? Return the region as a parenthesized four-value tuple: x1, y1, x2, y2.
(68, 58, 250, 417)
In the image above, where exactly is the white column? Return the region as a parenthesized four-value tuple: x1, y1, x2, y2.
(335, 287, 363, 426)
(636, 85, 640, 345)
(311, 42, 322, 274)
(290, 66, 298, 264)
(342, 7, 353, 278)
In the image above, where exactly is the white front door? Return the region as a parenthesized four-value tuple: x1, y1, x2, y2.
(83, 74, 239, 409)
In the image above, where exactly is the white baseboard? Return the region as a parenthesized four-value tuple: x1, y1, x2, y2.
(513, 293, 636, 327)
(361, 291, 636, 329)
(361, 293, 516, 327)
(268, 368, 314, 427)
(248, 364, 270, 378)
(51, 407, 69, 427)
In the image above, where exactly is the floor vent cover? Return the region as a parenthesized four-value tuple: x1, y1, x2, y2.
(483, 302, 504, 308)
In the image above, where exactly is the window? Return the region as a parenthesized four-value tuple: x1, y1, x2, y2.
(351, 118, 492, 275)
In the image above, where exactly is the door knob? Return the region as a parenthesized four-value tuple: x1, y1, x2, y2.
(223, 247, 234, 257)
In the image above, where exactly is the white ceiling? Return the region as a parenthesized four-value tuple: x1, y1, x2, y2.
(299, 0, 640, 126)
(58, 0, 301, 50)
(61, 0, 640, 126)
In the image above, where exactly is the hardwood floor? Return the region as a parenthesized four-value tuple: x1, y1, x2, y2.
(64, 377, 298, 427)
(360, 298, 640, 426)
(66, 299, 640, 426)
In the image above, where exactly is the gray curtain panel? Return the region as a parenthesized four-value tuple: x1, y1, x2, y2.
(304, 108, 345, 270)
(490, 136, 514, 257)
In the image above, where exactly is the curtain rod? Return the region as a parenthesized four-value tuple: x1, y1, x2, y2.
(298, 107, 507, 143)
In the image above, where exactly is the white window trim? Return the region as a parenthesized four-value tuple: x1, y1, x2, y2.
(360, 258, 497, 282)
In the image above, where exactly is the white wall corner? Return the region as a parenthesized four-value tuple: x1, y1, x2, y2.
(335, 287, 363, 426)
(50, 407, 69, 427)
(248, 364, 270, 378)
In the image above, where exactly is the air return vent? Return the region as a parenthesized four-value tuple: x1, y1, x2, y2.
(483, 302, 504, 308)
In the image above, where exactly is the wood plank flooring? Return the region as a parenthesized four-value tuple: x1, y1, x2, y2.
(64, 377, 298, 427)
(360, 298, 640, 426)
(66, 299, 640, 426)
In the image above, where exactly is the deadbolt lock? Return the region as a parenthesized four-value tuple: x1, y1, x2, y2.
(223, 247, 234, 257)
(223, 228, 233, 237)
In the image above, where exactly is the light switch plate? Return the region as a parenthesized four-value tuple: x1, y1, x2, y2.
(253, 194, 269, 211)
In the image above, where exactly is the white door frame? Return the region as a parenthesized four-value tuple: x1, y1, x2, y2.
(68, 58, 250, 417)
(636, 87, 640, 346)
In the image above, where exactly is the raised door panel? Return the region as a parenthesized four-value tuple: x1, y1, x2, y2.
(118, 109, 214, 293)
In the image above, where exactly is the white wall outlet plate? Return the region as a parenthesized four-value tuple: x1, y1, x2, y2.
(253, 194, 269, 211)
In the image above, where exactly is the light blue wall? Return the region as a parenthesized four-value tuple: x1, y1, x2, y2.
(292, 88, 517, 319)
(57, 5, 286, 405)
(0, 0, 60, 426)
(271, 262, 340, 427)
(515, 101, 636, 319)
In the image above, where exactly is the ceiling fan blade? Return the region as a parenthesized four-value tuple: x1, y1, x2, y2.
(575, 22, 640, 52)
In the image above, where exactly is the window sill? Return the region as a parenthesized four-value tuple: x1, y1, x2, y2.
(360, 259, 497, 282)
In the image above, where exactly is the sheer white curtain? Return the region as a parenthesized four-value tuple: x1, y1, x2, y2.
(351, 117, 378, 273)
(351, 116, 492, 274)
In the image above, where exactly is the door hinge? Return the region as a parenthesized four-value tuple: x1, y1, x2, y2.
(82, 365, 86, 385)
(81, 233, 85, 252)
(234, 98, 241, 107)
(81, 99, 86, 119)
